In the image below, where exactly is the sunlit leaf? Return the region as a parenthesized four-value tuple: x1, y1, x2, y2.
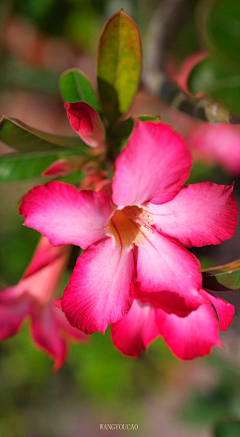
(59, 68, 101, 113)
(97, 10, 142, 124)
(188, 56, 240, 113)
(0, 116, 87, 152)
(202, 259, 240, 291)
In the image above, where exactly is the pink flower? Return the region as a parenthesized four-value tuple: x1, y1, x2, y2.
(0, 237, 87, 370)
(19, 120, 238, 335)
(187, 122, 240, 176)
(111, 289, 235, 359)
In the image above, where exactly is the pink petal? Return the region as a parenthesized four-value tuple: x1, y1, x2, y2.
(156, 304, 222, 360)
(22, 236, 67, 279)
(112, 120, 192, 207)
(0, 290, 31, 340)
(65, 102, 105, 147)
(200, 289, 234, 331)
(111, 300, 159, 357)
(135, 228, 205, 316)
(54, 307, 88, 342)
(174, 51, 207, 94)
(30, 306, 67, 371)
(20, 181, 112, 249)
(61, 238, 134, 334)
(42, 156, 84, 177)
(148, 183, 238, 247)
(21, 247, 70, 305)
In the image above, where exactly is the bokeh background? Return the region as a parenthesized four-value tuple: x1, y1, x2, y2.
(0, 1, 240, 436)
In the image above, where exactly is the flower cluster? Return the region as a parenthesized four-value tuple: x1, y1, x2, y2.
(19, 119, 238, 360)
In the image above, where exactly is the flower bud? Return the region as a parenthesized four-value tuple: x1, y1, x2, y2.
(65, 102, 105, 147)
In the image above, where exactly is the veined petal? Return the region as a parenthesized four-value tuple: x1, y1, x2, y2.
(112, 120, 192, 207)
(61, 238, 134, 334)
(111, 300, 159, 357)
(200, 289, 234, 331)
(156, 304, 222, 360)
(20, 181, 112, 249)
(30, 306, 67, 371)
(54, 307, 88, 342)
(135, 228, 205, 316)
(148, 183, 238, 247)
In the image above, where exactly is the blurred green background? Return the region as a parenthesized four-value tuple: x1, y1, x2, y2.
(0, 1, 240, 436)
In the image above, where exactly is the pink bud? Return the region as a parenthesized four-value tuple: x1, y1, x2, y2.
(42, 156, 85, 177)
(65, 102, 105, 147)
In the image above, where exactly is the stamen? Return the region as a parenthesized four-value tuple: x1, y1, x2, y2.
(107, 205, 153, 248)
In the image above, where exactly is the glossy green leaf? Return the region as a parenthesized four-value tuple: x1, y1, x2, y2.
(215, 421, 240, 437)
(97, 10, 142, 124)
(202, 259, 240, 291)
(0, 148, 85, 182)
(188, 56, 240, 113)
(206, 0, 240, 65)
(0, 116, 87, 152)
(59, 68, 101, 113)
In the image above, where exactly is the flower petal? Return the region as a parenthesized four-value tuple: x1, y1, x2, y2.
(0, 289, 31, 340)
(111, 300, 159, 357)
(112, 120, 192, 207)
(61, 238, 134, 334)
(200, 289, 234, 331)
(54, 307, 88, 342)
(22, 236, 67, 279)
(30, 306, 67, 371)
(135, 228, 205, 316)
(20, 181, 112, 249)
(148, 183, 238, 247)
(156, 304, 222, 360)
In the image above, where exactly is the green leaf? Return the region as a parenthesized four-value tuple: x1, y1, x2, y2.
(0, 116, 86, 151)
(0, 148, 85, 182)
(57, 169, 85, 185)
(202, 259, 240, 291)
(97, 10, 142, 124)
(215, 420, 240, 437)
(206, 0, 240, 65)
(59, 68, 101, 113)
(0, 116, 87, 152)
(188, 56, 240, 113)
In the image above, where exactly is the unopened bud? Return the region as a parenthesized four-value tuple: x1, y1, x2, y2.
(65, 102, 105, 147)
